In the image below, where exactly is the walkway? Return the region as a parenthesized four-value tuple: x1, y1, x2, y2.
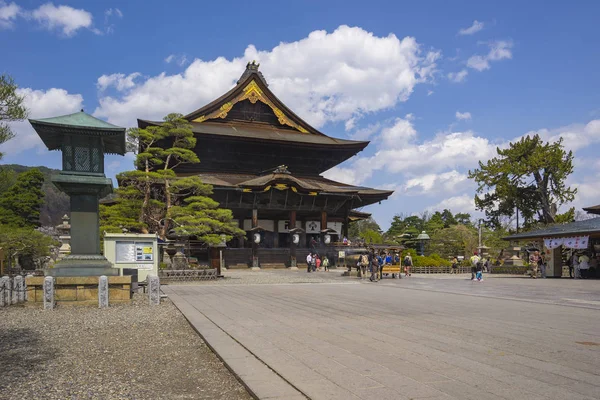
(164, 273, 600, 400)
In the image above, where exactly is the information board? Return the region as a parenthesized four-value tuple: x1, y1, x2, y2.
(116, 241, 153, 263)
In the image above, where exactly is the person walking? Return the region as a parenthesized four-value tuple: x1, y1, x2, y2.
(360, 253, 369, 279)
(306, 253, 312, 273)
(451, 257, 458, 274)
(322, 255, 330, 272)
(529, 250, 540, 279)
(315, 255, 322, 271)
(370, 252, 379, 282)
(470, 252, 481, 281)
(403, 254, 413, 277)
(539, 252, 547, 278)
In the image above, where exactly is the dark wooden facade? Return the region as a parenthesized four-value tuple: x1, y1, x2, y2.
(139, 62, 393, 268)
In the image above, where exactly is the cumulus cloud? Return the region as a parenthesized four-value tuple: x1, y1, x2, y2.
(404, 170, 470, 195)
(458, 20, 484, 36)
(94, 25, 440, 127)
(455, 111, 472, 120)
(426, 194, 477, 214)
(0, 1, 20, 29)
(0, 88, 84, 154)
(380, 115, 417, 146)
(31, 3, 94, 37)
(467, 40, 512, 71)
(448, 69, 468, 83)
(97, 73, 141, 92)
(524, 119, 600, 152)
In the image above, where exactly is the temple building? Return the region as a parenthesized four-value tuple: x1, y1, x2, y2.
(138, 62, 393, 268)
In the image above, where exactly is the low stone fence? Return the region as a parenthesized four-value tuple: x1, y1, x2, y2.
(0, 275, 27, 306)
(159, 269, 218, 281)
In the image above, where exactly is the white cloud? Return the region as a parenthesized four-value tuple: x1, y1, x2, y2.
(0, 1, 20, 29)
(94, 25, 440, 127)
(31, 2, 94, 37)
(349, 122, 380, 140)
(455, 111, 472, 120)
(0, 88, 84, 154)
(448, 69, 468, 83)
(458, 20, 484, 36)
(105, 8, 123, 18)
(97, 73, 141, 92)
(427, 90, 434, 96)
(322, 165, 370, 186)
(427, 194, 476, 215)
(165, 54, 189, 67)
(525, 119, 600, 152)
(467, 40, 512, 71)
(380, 116, 417, 145)
(404, 171, 470, 195)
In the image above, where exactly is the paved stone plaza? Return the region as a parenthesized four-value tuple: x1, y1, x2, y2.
(165, 272, 600, 400)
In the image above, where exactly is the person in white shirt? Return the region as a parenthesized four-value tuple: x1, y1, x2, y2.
(306, 253, 312, 273)
(579, 253, 590, 279)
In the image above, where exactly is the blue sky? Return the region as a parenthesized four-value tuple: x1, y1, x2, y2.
(1, 0, 599, 230)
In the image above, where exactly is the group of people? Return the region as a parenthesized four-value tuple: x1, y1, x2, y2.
(569, 251, 598, 279)
(469, 252, 485, 281)
(528, 250, 547, 279)
(305, 252, 329, 272)
(355, 252, 413, 282)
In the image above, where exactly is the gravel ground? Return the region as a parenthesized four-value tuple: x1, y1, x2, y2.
(0, 294, 252, 400)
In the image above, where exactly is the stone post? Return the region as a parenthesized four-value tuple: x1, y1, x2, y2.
(25, 274, 33, 302)
(43, 276, 54, 310)
(148, 275, 160, 306)
(3, 276, 11, 306)
(13, 275, 24, 303)
(98, 275, 109, 308)
(0, 277, 8, 307)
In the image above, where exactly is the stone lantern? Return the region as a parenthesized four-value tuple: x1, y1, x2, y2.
(56, 214, 71, 259)
(416, 231, 430, 256)
(29, 111, 126, 276)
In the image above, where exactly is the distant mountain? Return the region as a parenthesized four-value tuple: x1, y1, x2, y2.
(0, 164, 69, 227)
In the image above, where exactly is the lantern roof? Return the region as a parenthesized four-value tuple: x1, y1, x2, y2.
(29, 111, 126, 155)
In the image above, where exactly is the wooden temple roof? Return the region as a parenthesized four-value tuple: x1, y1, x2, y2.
(583, 204, 600, 215)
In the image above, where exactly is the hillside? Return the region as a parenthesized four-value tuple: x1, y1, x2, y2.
(0, 164, 69, 226)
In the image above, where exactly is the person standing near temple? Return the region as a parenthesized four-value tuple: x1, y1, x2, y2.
(570, 252, 578, 279)
(529, 250, 540, 279)
(322, 255, 330, 272)
(403, 254, 413, 277)
(306, 252, 312, 273)
(315, 255, 322, 271)
(579, 252, 590, 279)
(539, 252, 547, 279)
(451, 257, 458, 274)
(470, 251, 481, 281)
(370, 251, 379, 282)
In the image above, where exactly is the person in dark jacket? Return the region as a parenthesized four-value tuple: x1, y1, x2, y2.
(370, 252, 379, 282)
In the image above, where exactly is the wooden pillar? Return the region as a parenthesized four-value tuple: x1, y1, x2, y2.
(273, 219, 279, 248)
(342, 208, 349, 239)
(289, 211, 297, 268)
(251, 209, 259, 269)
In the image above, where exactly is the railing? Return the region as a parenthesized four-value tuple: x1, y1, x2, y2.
(158, 269, 217, 281)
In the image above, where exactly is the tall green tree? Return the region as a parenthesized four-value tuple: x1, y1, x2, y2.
(0, 225, 56, 270)
(348, 217, 381, 239)
(468, 134, 576, 227)
(0, 168, 45, 228)
(0, 74, 28, 160)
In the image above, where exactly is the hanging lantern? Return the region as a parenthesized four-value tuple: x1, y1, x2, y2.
(324, 234, 331, 244)
(292, 233, 300, 244)
(253, 232, 261, 244)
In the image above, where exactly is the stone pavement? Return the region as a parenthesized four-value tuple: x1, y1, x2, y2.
(164, 272, 600, 400)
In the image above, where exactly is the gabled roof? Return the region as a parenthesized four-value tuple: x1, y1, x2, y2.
(184, 61, 325, 136)
(503, 218, 600, 240)
(583, 204, 600, 215)
(29, 111, 126, 155)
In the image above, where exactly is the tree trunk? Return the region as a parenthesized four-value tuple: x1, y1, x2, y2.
(160, 154, 173, 239)
(139, 158, 150, 224)
(533, 171, 555, 224)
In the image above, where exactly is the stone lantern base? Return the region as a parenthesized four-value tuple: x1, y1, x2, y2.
(48, 255, 119, 277)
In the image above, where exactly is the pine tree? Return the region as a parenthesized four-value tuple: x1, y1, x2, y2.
(0, 168, 45, 228)
(0, 74, 28, 160)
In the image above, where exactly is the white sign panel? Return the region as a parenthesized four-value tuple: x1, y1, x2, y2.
(306, 221, 321, 234)
(327, 222, 343, 235)
(338, 251, 345, 258)
(277, 220, 302, 232)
